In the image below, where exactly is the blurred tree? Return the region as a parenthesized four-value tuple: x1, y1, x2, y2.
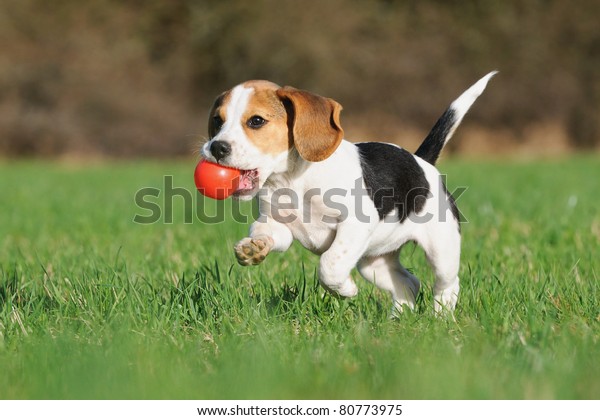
(0, 0, 598, 157)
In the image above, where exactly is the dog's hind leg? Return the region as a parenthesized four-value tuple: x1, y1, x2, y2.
(357, 252, 420, 313)
(421, 223, 461, 314)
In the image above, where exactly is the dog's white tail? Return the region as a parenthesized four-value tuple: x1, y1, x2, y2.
(415, 71, 497, 165)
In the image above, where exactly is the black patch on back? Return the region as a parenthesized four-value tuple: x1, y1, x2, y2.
(357, 142, 430, 222)
(415, 108, 456, 165)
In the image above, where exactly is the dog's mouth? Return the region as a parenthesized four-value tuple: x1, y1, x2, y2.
(233, 169, 259, 198)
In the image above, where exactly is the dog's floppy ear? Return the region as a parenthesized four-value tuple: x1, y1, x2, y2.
(277, 87, 344, 162)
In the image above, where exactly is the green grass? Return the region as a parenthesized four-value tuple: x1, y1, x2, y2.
(1, 156, 599, 399)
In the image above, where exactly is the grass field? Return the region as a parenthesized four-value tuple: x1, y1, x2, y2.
(1, 156, 599, 399)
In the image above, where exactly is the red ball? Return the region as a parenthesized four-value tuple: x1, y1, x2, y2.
(194, 160, 241, 200)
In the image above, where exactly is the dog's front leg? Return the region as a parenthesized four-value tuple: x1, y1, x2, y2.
(318, 221, 371, 298)
(234, 218, 293, 266)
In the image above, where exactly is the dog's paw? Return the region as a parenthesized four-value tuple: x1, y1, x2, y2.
(320, 276, 358, 298)
(234, 236, 274, 266)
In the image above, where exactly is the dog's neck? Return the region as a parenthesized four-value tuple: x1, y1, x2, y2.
(264, 148, 312, 189)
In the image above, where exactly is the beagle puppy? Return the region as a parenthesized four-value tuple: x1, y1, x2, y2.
(201, 72, 496, 314)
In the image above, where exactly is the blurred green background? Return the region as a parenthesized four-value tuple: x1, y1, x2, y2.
(1, 0, 598, 158)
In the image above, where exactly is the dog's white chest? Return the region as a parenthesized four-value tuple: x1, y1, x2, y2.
(266, 191, 339, 254)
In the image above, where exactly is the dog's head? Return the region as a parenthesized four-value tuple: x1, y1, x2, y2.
(201, 80, 343, 200)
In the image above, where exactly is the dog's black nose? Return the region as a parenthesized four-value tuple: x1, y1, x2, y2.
(210, 141, 231, 161)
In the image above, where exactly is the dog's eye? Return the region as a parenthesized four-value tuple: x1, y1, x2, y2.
(213, 115, 224, 131)
(247, 115, 267, 129)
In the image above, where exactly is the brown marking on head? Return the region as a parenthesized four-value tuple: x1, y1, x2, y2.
(243, 80, 281, 91)
(240, 81, 291, 156)
(276, 87, 343, 162)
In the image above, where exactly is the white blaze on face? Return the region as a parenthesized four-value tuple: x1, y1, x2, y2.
(212, 85, 279, 174)
(210, 85, 256, 170)
(222, 85, 253, 139)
